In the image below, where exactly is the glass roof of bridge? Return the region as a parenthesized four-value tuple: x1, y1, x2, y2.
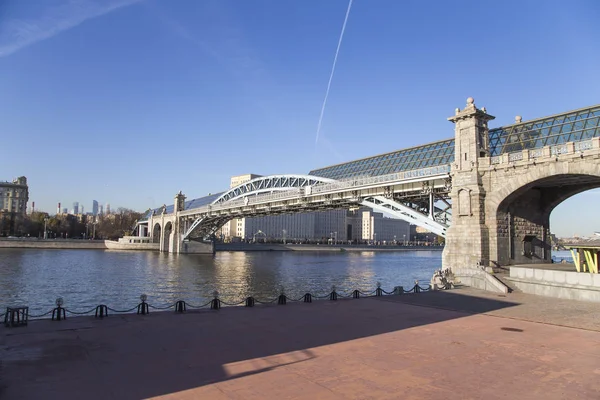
(139, 192, 224, 221)
(309, 139, 455, 180)
(490, 104, 600, 156)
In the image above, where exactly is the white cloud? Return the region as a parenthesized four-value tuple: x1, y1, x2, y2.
(0, 0, 142, 57)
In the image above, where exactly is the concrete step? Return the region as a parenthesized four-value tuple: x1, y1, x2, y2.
(492, 273, 521, 293)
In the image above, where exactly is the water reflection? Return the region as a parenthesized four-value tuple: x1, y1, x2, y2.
(0, 249, 442, 315)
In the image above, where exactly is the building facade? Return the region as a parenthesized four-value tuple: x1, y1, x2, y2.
(0, 177, 29, 215)
(0, 176, 29, 236)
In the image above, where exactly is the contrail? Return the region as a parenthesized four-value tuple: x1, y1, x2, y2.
(315, 0, 353, 145)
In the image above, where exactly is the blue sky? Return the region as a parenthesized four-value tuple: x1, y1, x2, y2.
(1, 0, 599, 237)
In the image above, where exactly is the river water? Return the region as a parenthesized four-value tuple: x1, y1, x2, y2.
(0, 249, 442, 316)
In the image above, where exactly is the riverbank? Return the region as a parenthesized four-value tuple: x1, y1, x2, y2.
(0, 239, 441, 253)
(0, 238, 158, 251)
(2, 287, 599, 399)
(216, 242, 444, 252)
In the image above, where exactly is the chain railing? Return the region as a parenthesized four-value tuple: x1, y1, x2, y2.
(3, 282, 435, 325)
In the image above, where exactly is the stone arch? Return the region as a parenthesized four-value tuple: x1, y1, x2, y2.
(152, 223, 161, 244)
(488, 161, 600, 265)
(163, 222, 173, 253)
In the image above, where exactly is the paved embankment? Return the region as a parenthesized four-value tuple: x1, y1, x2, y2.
(0, 239, 158, 251)
(0, 238, 107, 250)
(1, 288, 599, 399)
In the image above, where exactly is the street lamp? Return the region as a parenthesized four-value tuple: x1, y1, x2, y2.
(44, 217, 49, 239)
(394, 235, 396, 245)
(403, 234, 406, 246)
(282, 229, 287, 245)
(334, 231, 337, 245)
(374, 232, 377, 245)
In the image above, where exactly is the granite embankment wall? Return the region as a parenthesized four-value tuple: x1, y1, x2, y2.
(509, 266, 600, 302)
(215, 243, 444, 252)
(0, 239, 158, 251)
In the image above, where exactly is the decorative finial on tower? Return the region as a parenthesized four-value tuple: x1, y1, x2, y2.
(515, 115, 522, 123)
(466, 97, 475, 106)
(455, 108, 460, 115)
(481, 107, 487, 113)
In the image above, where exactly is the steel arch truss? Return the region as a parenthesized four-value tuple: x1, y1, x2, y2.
(361, 196, 449, 237)
(212, 175, 335, 204)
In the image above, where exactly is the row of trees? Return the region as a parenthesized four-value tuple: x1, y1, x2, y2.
(0, 208, 143, 240)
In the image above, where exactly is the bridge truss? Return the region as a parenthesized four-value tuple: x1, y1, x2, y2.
(179, 169, 452, 241)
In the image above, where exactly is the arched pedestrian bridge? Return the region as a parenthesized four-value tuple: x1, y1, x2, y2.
(138, 99, 600, 272)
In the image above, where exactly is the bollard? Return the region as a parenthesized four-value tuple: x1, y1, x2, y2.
(52, 298, 66, 321)
(375, 282, 383, 296)
(329, 285, 337, 301)
(394, 286, 404, 295)
(137, 294, 149, 315)
(210, 298, 221, 310)
(278, 294, 287, 305)
(352, 289, 360, 299)
(211, 291, 221, 310)
(95, 305, 108, 318)
(303, 293, 312, 303)
(245, 297, 255, 307)
(175, 301, 186, 313)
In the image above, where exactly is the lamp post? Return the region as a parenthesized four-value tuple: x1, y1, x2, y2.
(403, 234, 406, 246)
(374, 232, 377, 245)
(334, 231, 337, 245)
(93, 221, 97, 240)
(394, 235, 396, 245)
(282, 229, 287, 245)
(44, 217, 49, 239)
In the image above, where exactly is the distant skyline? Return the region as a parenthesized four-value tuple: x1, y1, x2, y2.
(1, 0, 599, 236)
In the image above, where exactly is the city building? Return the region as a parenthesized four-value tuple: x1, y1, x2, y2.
(92, 200, 99, 216)
(0, 176, 29, 236)
(62, 207, 68, 214)
(106, 203, 111, 215)
(73, 202, 79, 215)
(0, 177, 28, 215)
(99, 205, 104, 215)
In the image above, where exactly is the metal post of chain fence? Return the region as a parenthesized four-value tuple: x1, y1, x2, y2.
(329, 285, 337, 301)
(303, 293, 312, 303)
(52, 298, 66, 321)
(245, 297, 255, 307)
(95, 305, 108, 318)
(137, 294, 149, 315)
(352, 289, 360, 299)
(175, 301, 186, 313)
(210, 291, 221, 310)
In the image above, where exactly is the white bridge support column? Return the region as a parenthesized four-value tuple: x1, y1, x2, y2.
(443, 98, 496, 270)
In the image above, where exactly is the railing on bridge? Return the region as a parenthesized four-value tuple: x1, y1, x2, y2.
(489, 139, 598, 166)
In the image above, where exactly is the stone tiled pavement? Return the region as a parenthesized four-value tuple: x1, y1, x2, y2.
(1, 288, 600, 399)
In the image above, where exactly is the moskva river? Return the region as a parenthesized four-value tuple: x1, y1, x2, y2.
(0, 249, 443, 316)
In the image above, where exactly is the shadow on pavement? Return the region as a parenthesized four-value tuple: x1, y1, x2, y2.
(1, 291, 519, 399)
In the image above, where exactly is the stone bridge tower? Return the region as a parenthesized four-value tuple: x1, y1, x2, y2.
(443, 98, 496, 268)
